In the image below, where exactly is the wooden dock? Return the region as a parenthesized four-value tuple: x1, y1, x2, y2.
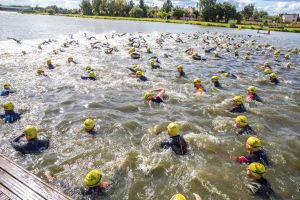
(0, 154, 72, 200)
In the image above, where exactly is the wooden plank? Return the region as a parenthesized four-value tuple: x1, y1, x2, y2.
(0, 155, 71, 200)
(0, 184, 20, 200)
(0, 169, 44, 200)
(0, 191, 10, 200)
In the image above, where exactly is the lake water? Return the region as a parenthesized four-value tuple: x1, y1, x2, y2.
(0, 11, 300, 200)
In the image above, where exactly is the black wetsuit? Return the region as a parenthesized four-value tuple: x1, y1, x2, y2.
(11, 134, 49, 154)
(151, 64, 161, 69)
(0, 110, 21, 123)
(151, 96, 163, 104)
(81, 76, 96, 81)
(160, 135, 187, 155)
(1, 89, 14, 96)
(230, 104, 246, 113)
(81, 186, 106, 198)
(238, 125, 256, 135)
(47, 64, 55, 69)
(139, 75, 148, 82)
(179, 71, 187, 78)
(247, 178, 274, 199)
(239, 149, 269, 166)
(271, 78, 279, 84)
(251, 93, 263, 102)
(127, 67, 137, 73)
(213, 81, 222, 89)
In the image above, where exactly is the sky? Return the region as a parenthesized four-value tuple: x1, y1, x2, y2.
(1, 0, 300, 15)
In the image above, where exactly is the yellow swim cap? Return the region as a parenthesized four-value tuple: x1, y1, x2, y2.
(85, 66, 92, 71)
(133, 64, 138, 69)
(144, 92, 153, 100)
(167, 122, 180, 137)
(246, 136, 261, 151)
(47, 59, 52, 65)
(236, 115, 248, 127)
(37, 68, 44, 75)
(192, 52, 197, 57)
(264, 61, 270, 67)
(84, 118, 95, 131)
(147, 48, 151, 52)
(89, 71, 95, 77)
(248, 162, 266, 179)
(270, 73, 276, 79)
(211, 76, 219, 82)
(285, 54, 289, 59)
(193, 78, 201, 84)
(177, 65, 183, 70)
(136, 71, 142, 76)
(223, 72, 229, 77)
(3, 102, 14, 111)
(4, 82, 11, 89)
(24, 125, 38, 140)
(264, 68, 271, 75)
(170, 193, 186, 200)
(149, 59, 155, 66)
(248, 86, 256, 93)
(85, 170, 102, 187)
(233, 96, 242, 104)
(287, 62, 292, 68)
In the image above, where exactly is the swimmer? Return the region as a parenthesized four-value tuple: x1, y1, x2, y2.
(81, 71, 96, 81)
(104, 48, 113, 54)
(82, 170, 109, 198)
(194, 79, 206, 93)
(235, 115, 256, 135)
(230, 96, 246, 113)
(1, 102, 21, 123)
(211, 76, 222, 89)
(130, 71, 148, 82)
(67, 56, 77, 64)
(177, 65, 187, 78)
(85, 65, 94, 73)
(246, 163, 275, 199)
(37, 68, 48, 77)
(160, 122, 187, 155)
(144, 88, 165, 105)
(127, 64, 141, 73)
(146, 47, 152, 53)
(218, 71, 237, 79)
(263, 68, 271, 75)
(230, 136, 269, 166)
(11, 125, 49, 154)
(83, 118, 96, 135)
(269, 73, 279, 84)
(192, 52, 205, 61)
(246, 86, 262, 103)
(130, 52, 141, 59)
(47, 59, 55, 69)
(1, 82, 15, 97)
(286, 62, 292, 69)
(170, 193, 202, 200)
(149, 59, 161, 69)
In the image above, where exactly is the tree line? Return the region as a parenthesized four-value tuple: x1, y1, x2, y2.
(79, 0, 270, 22)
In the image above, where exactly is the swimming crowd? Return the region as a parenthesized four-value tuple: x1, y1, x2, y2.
(1, 31, 298, 200)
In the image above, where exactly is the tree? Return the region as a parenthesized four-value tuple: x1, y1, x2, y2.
(214, 3, 224, 22)
(100, 0, 109, 15)
(139, 0, 147, 17)
(223, 2, 237, 22)
(162, 0, 173, 13)
(92, 0, 101, 15)
(241, 4, 254, 20)
(129, 6, 144, 18)
(172, 6, 185, 19)
(80, 0, 93, 15)
(199, 0, 217, 21)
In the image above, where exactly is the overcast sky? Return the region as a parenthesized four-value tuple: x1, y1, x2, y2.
(1, 0, 300, 15)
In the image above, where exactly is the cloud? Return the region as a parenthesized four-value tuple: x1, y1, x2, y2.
(1, 0, 299, 14)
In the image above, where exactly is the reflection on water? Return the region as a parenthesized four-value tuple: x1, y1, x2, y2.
(0, 11, 300, 200)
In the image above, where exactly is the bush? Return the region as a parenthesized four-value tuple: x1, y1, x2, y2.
(129, 6, 144, 18)
(228, 19, 237, 28)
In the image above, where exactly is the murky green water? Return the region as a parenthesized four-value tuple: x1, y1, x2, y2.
(0, 11, 300, 200)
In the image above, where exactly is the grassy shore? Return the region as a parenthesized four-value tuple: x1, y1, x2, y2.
(20, 11, 300, 33)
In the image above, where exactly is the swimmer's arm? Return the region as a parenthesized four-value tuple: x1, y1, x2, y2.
(193, 193, 202, 200)
(10, 134, 26, 152)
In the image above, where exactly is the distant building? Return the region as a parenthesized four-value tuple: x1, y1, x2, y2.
(279, 13, 299, 23)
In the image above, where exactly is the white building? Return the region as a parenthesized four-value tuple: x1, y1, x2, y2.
(279, 13, 299, 23)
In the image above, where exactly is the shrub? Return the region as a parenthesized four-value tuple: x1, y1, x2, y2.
(228, 19, 237, 28)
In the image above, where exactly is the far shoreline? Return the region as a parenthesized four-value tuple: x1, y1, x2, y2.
(19, 11, 300, 33)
